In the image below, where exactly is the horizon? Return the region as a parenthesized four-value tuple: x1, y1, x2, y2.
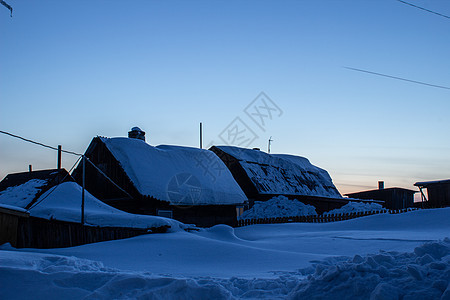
(0, 127, 440, 202)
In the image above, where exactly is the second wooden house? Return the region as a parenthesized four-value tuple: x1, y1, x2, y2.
(209, 145, 349, 214)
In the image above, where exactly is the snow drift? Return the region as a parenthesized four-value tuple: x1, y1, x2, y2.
(289, 238, 450, 299)
(1, 239, 449, 299)
(239, 195, 317, 220)
(324, 201, 386, 215)
(30, 182, 182, 230)
(0, 180, 182, 231)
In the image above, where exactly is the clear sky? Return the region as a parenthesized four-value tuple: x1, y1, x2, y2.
(1, 0, 449, 197)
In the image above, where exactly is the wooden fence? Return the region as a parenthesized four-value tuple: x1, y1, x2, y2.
(0, 207, 169, 249)
(236, 208, 418, 227)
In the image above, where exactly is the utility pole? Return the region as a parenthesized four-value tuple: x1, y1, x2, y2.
(81, 156, 85, 225)
(268, 136, 273, 153)
(57, 145, 62, 170)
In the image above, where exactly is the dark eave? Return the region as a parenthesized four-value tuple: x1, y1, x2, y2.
(414, 179, 450, 188)
(345, 187, 416, 197)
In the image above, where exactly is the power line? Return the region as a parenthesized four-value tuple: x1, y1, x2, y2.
(83, 156, 134, 200)
(0, 0, 12, 17)
(344, 67, 450, 90)
(1, 130, 136, 225)
(396, 0, 450, 20)
(0, 130, 82, 156)
(1, 129, 133, 200)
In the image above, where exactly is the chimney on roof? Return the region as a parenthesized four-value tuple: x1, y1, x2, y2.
(378, 181, 384, 190)
(128, 127, 146, 142)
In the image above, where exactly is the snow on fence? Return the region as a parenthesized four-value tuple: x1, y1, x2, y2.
(236, 208, 419, 227)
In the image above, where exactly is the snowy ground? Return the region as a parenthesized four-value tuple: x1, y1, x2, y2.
(1, 208, 450, 299)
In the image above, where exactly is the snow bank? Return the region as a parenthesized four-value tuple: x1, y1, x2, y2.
(0, 251, 239, 299)
(214, 146, 341, 198)
(28, 182, 183, 231)
(324, 201, 386, 215)
(1, 239, 449, 299)
(102, 138, 246, 205)
(0, 179, 47, 209)
(239, 196, 317, 220)
(289, 238, 450, 299)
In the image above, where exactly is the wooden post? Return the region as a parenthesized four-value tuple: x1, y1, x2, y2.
(57, 145, 62, 170)
(81, 156, 85, 225)
(200, 122, 203, 149)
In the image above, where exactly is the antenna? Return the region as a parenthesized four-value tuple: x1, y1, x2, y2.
(268, 136, 273, 153)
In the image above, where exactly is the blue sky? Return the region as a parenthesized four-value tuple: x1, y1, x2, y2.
(1, 0, 449, 196)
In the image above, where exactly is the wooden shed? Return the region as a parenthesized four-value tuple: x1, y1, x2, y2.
(414, 179, 450, 208)
(72, 135, 247, 227)
(345, 187, 415, 210)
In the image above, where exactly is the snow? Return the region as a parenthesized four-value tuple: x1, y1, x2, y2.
(101, 137, 247, 205)
(130, 126, 143, 132)
(239, 195, 317, 220)
(324, 201, 386, 215)
(214, 146, 341, 199)
(0, 181, 183, 231)
(289, 238, 450, 299)
(31, 182, 183, 230)
(1, 208, 449, 299)
(0, 204, 28, 213)
(0, 179, 47, 209)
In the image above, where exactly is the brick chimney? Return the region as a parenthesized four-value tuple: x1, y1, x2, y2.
(128, 127, 146, 142)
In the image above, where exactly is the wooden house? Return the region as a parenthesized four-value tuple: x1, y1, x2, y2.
(72, 130, 247, 227)
(414, 179, 450, 208)
(345, 184, 415, 210)
(209, 145, 349, 214)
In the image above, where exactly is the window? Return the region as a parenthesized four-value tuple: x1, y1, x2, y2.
(157, 210, 173, 219)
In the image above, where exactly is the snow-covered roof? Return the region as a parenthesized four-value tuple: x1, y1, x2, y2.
(213, 146, 342, 198)
(30, 182, 181, 230)
(0, 179, 48, 209)
(0, 180, 182, 230)
(100, 137, 247, 205)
